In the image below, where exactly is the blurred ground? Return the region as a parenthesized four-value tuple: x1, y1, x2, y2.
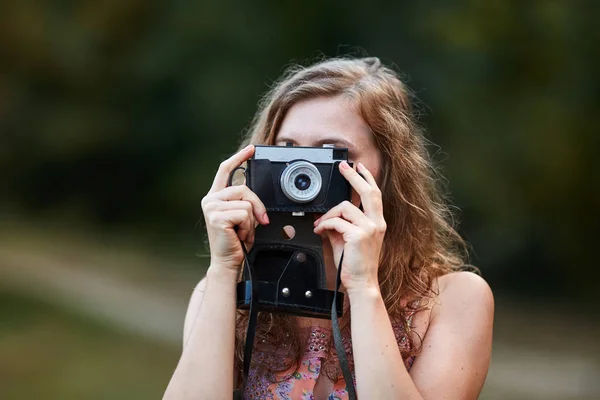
(1, 221, 599, 400)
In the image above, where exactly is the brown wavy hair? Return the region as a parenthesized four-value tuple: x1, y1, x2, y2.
(233, 56, 468, 382)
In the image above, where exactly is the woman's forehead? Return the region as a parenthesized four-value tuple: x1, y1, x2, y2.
(276, 96, 372, 148)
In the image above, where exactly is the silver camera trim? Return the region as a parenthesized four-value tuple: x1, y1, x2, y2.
(280, 161, 322, 203)
(254, 145, 345, 163)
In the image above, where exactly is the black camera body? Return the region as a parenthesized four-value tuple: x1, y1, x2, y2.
(246, 145, 352, 214)
(236, 144, 351, 319)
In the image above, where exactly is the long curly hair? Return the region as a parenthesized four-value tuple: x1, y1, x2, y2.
(233, 56, 468, 382)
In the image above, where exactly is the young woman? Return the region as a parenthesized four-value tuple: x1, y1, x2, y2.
(163, 57, 494, 400)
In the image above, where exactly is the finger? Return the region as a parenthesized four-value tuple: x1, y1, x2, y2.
(209, 200, 253, 213)
(356, 162, 378, 186)
(314, 200, 368, 226)
(216, 209, 253, 241)
(209, 144, 254, 193)
(245, 227, 255, 249)
(339, 161, 383, 218)
(213, 185, 269, 224)
(209, 201, 255, 240)
(236, 216, 254, 243)
(339, 161, 372, 195)
(313, 217, 355, 237)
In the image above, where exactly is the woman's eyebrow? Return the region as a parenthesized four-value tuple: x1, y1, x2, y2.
(275, 135, 354, 149)
(314, 138, 354, 148)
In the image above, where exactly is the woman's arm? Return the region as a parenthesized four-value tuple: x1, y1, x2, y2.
(349, 271, 494, 400)
(163, 145, 267, 400)
(315, 163, 494, 399)
(349, 285, 423, 399)
(409, 271, 494, 399)
(163, 267, 238, 400)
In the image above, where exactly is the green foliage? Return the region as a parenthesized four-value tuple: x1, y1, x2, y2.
(0, 1, 597, 301)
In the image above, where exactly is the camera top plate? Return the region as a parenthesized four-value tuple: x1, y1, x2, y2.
(246, 145, 352, 214)
(253, 145, 349, 164)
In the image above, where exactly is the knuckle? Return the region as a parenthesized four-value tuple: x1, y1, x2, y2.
(207, 214, 220, 227)
(366, 221, 377, 234)
(340, 200, 353, 210)
(236, 185, 250, 197)
(201, 195, 213, 211)
(241, 185, 255, 199)
(218, 160, 229, 171)
(203, 203, 215, 214)
(242, 200, 253, 212)
(223, 159, 239, 174)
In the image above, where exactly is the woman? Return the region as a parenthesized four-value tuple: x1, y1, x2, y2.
(163, 57, 494, 399)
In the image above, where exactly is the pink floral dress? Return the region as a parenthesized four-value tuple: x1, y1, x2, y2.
(242, 323, 414, 400)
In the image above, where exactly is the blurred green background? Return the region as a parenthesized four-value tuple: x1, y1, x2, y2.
(1, 1, 598, 399)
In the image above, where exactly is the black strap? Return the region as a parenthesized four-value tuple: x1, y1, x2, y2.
(331, 251, 357, 400)
(229, 167, 258, 400)
(233, 241, 257, 399)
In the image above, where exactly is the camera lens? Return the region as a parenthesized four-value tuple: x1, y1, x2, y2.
(294, 174, 311, 191)
(280, 161, 322, 203)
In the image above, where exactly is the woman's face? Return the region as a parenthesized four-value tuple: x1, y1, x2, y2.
(275, 96, 382, 191)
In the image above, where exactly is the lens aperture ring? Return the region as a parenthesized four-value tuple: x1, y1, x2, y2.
(280, 161, 322, 203)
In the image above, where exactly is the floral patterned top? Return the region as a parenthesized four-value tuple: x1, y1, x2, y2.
(242, 323, 414, 400)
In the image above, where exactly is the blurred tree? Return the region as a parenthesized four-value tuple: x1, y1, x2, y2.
(0, 0, 597, 303)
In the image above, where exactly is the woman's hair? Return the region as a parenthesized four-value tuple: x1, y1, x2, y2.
(234, 56, 468, 381)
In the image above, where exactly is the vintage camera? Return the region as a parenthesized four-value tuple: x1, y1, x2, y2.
(245, 144, 352, 214)
(235, 144, 351, 318)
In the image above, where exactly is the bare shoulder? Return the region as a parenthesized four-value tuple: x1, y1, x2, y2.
(439, 271, 494, 301)
(409, 274, 494, 398)
(432, 271, 494, 322)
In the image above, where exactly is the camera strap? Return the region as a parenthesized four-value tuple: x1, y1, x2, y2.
(234, 241, 257, 400)
(331, 250, 357, 400)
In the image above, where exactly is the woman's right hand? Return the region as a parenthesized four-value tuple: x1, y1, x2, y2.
(201, 144, 270, 274)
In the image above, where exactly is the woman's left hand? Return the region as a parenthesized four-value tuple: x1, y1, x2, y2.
(313, 161, 387, 294)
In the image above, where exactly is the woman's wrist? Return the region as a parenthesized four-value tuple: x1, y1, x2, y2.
(206, 263, 239, 285)
(346, 282, 382, 303)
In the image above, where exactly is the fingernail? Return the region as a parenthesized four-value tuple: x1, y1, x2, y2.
(314, 217, 321, 226)
(358, 162, 365, 170)
(340, 161, 350, 170)
(262, 213, 270, 224)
